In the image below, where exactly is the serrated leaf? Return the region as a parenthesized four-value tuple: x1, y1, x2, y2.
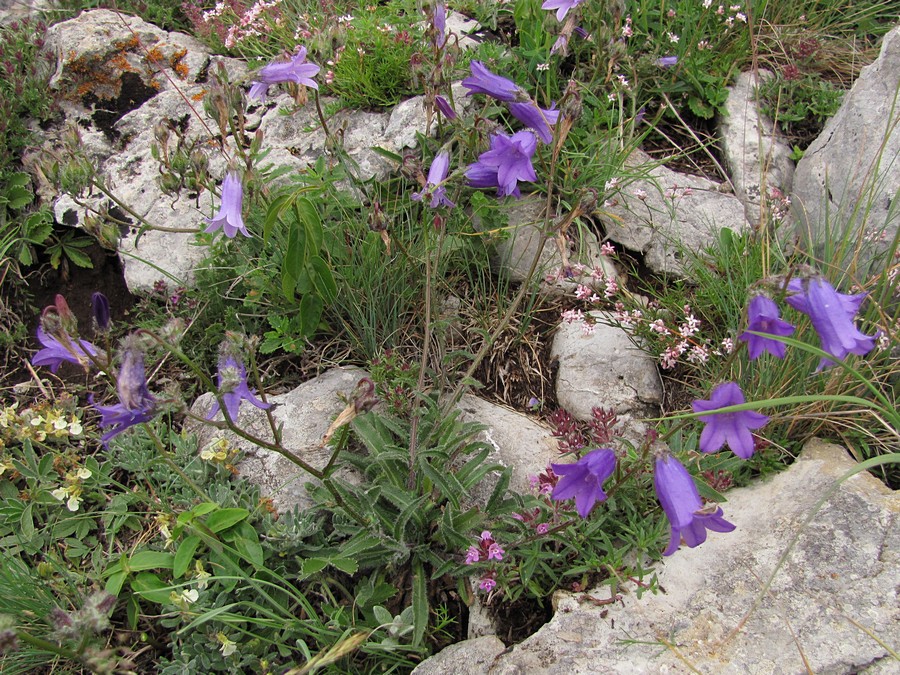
(328, 557, 358, 574)
(301, 558, 329, 576)
(63, 246, 93, 269)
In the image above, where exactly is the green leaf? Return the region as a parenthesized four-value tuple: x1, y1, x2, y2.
(204, 508, 250, 533)
(329, 557, 359, 575)
(173, 535, 201, 579)
(299, 293, 323, 338)
(411, 558, 427, 647)
(105, 570, 126, 596)
(297, 198, 323, 253)
(128, 550, 175, 572)
(301, 558, 329, 577)
(63, 245, 93, 269)
(232, 520, 264, 568)
(309, 255, 337, 301)
(6, 185, 32, 210)
(131, 572, 171, 604)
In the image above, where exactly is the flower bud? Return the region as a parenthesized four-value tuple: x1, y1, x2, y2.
(91, 292, 110, 332)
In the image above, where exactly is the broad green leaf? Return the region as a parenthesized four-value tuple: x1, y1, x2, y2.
(204, 508, 250, 533)
(301, 558, 329, 576)
(329, 557, 358, 575)
(131, 572, 171, 604)
(299, 293, 323, 338)
(128, 550, 175, 572)
(233, 520, 264, 568)
(173, 535, 201, 579)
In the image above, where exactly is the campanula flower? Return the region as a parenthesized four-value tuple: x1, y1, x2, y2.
(432, 2, 446, 48)
(654, 452, 735, 556)
(411, 151, 455, 208)
(434, 95, 457, 119)
(248, 46, 320, 100)
(466, 130, 537, 198)
(785, 277, 875, 369)
(692, 382, 768, 459)
(32, 327, 99, 373)
(207, 355, 272, 422)
(462, 61, 526, 102)
(541, 0, 584, 22)
(91, 292, 111, 332)
(550, 448, 616, 518)
(508, 102, 560, 144)
(205, 172, 249, 238)
(656, 56, 679, 68)
(738, 294, 794, 359)
(93, 346, 157, 445)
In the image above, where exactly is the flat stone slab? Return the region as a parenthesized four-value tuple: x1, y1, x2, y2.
(415, 439, 899, 673)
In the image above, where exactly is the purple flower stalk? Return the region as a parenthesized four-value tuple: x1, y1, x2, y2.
(550, 448, 616, 518)
(509, 102, 560, 144)
(411, 151, 455, 208)
(93, 347, 156, 446)
(656, 56, 679, 68)
(32, 327, 99, 373)
(466, 130, 538, 198)
(541, 0, 584, 22)
(654, 452, 735, 556)
(205, 171, 249, 238)
(785, 277, 875, 370)
(462, 61, 526, 102)
(738, 294, 795, 360)
(207, 355, 272, 422)
(248, 46, 320, 101)
(692, 382, 768, 459)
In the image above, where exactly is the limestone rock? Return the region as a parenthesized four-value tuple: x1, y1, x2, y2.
(190, 367, 368, 515)
(418, 439, 898, 674)
(473, 195, 617, 296)
(599, 149, 748, 275)
(456, 394, 561, 497)
(412, 635, 506, 674)
(791, 26, 900, 275)
(552, 311, 662, 424)
(718, 70, 795, 226)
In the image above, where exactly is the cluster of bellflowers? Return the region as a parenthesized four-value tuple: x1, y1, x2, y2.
(30, 294, 271, 446)
(543, 272, 877, 557)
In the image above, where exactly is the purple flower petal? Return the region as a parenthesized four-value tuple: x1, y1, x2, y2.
(551, 448, 616, 518)
(205, 171, 249, 238)
(462, 61, 525, 102)
(248, 46, 320, 101)
(692, 382, 768, 459)
(738, 295, 795, 360)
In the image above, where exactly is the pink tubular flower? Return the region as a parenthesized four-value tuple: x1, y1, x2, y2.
(248, 46, 320, 101)
(205, 172, 249, 238)
(479, 576, 497, 592)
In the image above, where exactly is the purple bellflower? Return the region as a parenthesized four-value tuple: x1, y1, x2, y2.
(91, 292, 111, 332)
(786, 277, 875, 369)
(462, 61, 526, 102)
(509, 102, 560, 144)
(434, 95, 457, 120)
(656, 56, 679, 68)
(412, 151, 455, 208)
(248, 46, 320, 101)
(550, 448, 616, 518)
(207, 355, 272, 422)
(541, 0, 584, 22)
(654, 452, 735, 556)
(738, 294, 795, 360)
(466, 130, 538, 198)
(32, 326, 99, 373)
(692, 382, 768, 459)
(93, 347, 157, 446)
(432, 2, 446, 48)
(205, 171, 249, 238)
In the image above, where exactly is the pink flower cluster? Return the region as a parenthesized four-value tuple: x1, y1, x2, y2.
(464, 531, 505, 565)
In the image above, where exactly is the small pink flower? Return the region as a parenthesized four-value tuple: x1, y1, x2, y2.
(487, 543, 505, 561)
(479, 576, 496, 592)
(464, 546, 481, 564)
(536, 523, 549, 535)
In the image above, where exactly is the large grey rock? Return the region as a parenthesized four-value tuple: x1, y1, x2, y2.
(473, 195, 617, 296)
(416, 439, 899, 673)
(552, 311, 662, 424)
(0, 0, 49, 24)
(718, 70, 795, 226)
(412, 635, 506, 674)
(190, 367, 368, 515)
(456, 394, 562, 498)
(791, 26, 900, 274)
(599, 150, 748, 275)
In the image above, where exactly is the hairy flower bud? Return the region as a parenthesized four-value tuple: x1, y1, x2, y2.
(91, 292, 110, 332)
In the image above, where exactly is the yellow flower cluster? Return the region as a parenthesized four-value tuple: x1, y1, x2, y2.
(0, 401, 83, 447)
